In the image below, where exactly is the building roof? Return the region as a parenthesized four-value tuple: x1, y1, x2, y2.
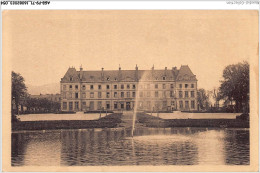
(61, 65, 197, 83)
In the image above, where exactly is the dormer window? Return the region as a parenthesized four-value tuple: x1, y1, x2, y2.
(69, 77, 73, 81)
(163, 76, 166, 80)
(107, 77, 110, 81)
(114, 78, 117, 81)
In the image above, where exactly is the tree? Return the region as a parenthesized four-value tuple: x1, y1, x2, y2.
(12, 71, 27, 119)
(219, 61, 249, 113)
(209, 87, 221, 108)
(197, 88, 211, 111)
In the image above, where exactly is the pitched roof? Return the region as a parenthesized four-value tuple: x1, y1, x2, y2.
(176, 65, 197, 81)
(61, 66, 197, 83)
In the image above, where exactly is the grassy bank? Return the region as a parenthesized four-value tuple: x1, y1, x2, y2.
(12, 113, 122, 131)
(137, 113, 249, 128)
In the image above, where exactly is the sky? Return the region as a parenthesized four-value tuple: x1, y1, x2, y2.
(3, 10, 258, 91)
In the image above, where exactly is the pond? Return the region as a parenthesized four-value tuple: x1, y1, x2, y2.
(12, 127, 249, 166)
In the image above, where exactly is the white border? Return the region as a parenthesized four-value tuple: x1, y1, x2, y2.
(1, 0, 259, 10)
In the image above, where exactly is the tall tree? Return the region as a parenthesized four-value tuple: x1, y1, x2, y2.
(209, 88, 221, 108)
(219, 61, 249, 113)
(197, 88, 211, 111)
(12, 71, 27, 117)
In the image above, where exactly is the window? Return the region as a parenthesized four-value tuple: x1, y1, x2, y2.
(121, 84, 124, 89)
(98, 101, 102, 110)
(121, 92, 124, 98)
(98, 85, 102, 89)
(114, 102, 118, 109)
(171, 84, 174, 89)
(75, 101, 79, 110)
(191, 91, 195, 98)
(139, 91, 143, 97)
(155, 84, 158, 89)
(106, 85, 110, 89)
(179, 101, 183, 108)
(191, 84, 195, 88)
(147, 91, 151, 97)
(107, 77, 110, 81)
(163, 76, 166, 80)
(106, 101, 110, 109)
(170, 91, 174, 97)
(185, 91, 189, 98)
(98, 92, 102, 98)
(155, 91, 159, 97)
(90, 85, 94, 90)
(163, 101, 167, 108)
(121, 103, 124, 109)
(127, 84, 130, 89)
(114, 85, 117, 89)
(63, 102, 67, 110)
(63, 92, 66, 99)
(82, 85, 86, 90)
(185, 101, 189, 109)
(106, 92, 110, 98)
(82, 92, 86, 98)
(185, 84, 188, 88)
(70, 77, 73, 81)
(179, 84, 182, 88)
(75, 85, 78, 89)
(163, 84, 166, 89)
(132, 92, 136, 97)
(132, 84, 136, 89)
(90, 92, 94, 98)
(179, 91, 183, 98)
(82, 101, 86, 106)
(163, 91, 166, 98)
(69, 92, 72, 98)
(191, 100, 195, 109)
(114, 92, 117, 98)
(127, 92, 130, 98)
(171, 101, 175, 106)
(69, 102, 73, 110)
(63, 85, 66, 90)
(89, 101, 94, 110)
(147, 101, 151, 108)
(69, 85, 72, 89)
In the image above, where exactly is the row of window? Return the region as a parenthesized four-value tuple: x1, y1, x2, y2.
(62, 100, 196, 110)
(179, 91, 195, 98)
(63, 90, 195, 99)
(63, 83, 195, 90)
(69, 76, 172, 82)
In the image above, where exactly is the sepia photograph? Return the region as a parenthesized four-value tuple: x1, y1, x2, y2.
(2, 8, 259, 172)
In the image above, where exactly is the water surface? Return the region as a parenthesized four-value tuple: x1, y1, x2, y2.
(12, 128, 249, 166)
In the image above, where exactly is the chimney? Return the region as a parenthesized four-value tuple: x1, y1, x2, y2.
(135, 64, 139, 81)
(165, 67, 167, 76)
(118, 64, 122, 81)
(79, 65, 83, 80)
(172, 66, 177, 77)
(151, 64, 154, 78)
(101, 67, 104, 80)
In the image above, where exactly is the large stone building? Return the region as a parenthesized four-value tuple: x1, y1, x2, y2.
(60, 65, 198, 112)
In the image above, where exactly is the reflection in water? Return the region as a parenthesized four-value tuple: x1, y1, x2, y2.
(11, 128, 249, 166)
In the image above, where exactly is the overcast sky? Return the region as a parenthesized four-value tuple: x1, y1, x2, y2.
(3, 10, 258, 91)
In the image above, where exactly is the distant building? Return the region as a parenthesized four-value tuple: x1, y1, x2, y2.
(30, 93, 61, 102)
(60, 65, 198, 112)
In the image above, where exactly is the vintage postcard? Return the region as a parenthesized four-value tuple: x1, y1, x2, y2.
(1, 3, 259, 172)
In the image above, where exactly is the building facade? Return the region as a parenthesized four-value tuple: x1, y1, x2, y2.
(60, 65, 198, 112)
